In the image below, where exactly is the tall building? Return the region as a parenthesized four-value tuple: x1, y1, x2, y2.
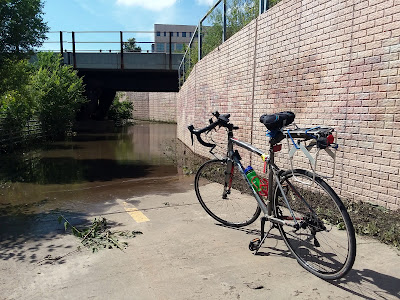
(152, 24, 197, 53)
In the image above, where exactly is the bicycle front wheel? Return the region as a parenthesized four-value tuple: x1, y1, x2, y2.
(273, 169, 356, 280)
(195, 159, 261, 227)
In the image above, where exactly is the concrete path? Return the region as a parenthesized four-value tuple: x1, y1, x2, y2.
(1, 177, 399, 300)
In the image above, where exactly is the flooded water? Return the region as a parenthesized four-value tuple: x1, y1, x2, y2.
(0, 122, 196, 240)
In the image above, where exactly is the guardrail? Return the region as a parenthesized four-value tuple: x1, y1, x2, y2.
(178, 0, 281, 88)
(40, 30, 181, 70)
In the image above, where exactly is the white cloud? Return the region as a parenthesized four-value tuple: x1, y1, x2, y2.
(196, 0, 215, 6)
(116, 0, 177, 11)
(73, 0, 103, 17)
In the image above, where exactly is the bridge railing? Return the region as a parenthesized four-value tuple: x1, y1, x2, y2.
(178, 0, 281, 88)
(40, 31, 183, 70)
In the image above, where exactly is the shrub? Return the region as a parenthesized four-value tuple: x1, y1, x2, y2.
(0, 59, 35, 138)
(31, 52, 87, 139)
(107, 94, 133, 122)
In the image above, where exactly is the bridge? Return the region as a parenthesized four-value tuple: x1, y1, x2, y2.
(42, 31, 183, 119)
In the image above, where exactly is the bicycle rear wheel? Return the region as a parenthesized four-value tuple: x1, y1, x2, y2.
(273, 169, 356, 280)
(195, 159, 261, 227)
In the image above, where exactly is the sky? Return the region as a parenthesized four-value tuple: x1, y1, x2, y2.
(41, 0, 216, 52)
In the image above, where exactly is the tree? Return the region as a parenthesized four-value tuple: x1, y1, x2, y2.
(123, 37, 141, 53)
(0, 59, 35, 136)
(107, 93, 133, 122)
(30, 52, 87, 140)
(0, 0, 49, 60)
(202, 0, 259, 57)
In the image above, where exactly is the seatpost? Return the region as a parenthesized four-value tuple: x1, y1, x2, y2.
(227, 128, 234, 157)
(267, 145, 274, 216)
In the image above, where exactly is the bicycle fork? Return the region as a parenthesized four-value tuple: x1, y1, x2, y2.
(222, 159, 234, 199)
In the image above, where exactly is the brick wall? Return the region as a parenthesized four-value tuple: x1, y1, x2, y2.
(125, 92, 177, 122)
(126, 92, 150, 120)
(177, 0, 400, 209)
(149, 93, 177, 122)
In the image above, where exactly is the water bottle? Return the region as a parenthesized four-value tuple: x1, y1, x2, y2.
(244, 166, 261, 192)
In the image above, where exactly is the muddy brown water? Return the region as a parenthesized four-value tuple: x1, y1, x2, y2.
(0, 122, 195, 239)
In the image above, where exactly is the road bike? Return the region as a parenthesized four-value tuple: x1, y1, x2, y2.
(188, 111, 356, 280)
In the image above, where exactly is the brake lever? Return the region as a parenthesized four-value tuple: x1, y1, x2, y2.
(212, 111, 220, 118)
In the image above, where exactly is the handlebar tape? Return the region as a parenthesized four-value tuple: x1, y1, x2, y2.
(187, 124, 216, 148)
(187, 112, 236, 149)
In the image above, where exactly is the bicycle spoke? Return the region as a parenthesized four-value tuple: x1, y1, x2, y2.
(273, 169, 356, 280)
(195, 159, 260, 227)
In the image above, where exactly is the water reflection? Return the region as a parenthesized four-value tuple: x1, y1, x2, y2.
(0, 122, 181, 212)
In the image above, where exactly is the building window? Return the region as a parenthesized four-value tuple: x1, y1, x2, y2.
(175, 43, 183, 52)
(171, 32, 173, 37)
(182, 32, 186, 37)
(156, 31, 160, 36)
(189, 32, 192, 37)
(164, 32, 166, 36)
(177, 32, 179, 37)
(156, 43, 165, 52)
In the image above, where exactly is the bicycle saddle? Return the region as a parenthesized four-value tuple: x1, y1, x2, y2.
(260, 111, 295, 131)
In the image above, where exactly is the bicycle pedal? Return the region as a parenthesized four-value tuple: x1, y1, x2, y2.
(249, 238, 261, 251)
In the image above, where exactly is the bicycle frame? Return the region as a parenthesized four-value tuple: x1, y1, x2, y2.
(224, 129, 300, 230)
(190, 112, 356, 279)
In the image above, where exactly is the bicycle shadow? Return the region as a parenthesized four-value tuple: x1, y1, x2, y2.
(215, 223, 399, 299)
(331, 268, 400, 300)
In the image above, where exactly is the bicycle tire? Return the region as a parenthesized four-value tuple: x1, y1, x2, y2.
(273, 169, 356, 280)
(195, 159, 261, 227)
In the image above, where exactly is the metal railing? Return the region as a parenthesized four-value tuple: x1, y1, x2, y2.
(39, 30, 184, 69)
(178, 0, 281, 88)
(0, 117, 43, 152)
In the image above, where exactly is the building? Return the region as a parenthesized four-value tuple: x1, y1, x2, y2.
(152, 24, 197, 53)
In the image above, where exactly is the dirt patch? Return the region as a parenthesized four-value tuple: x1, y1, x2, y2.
(345, 200, 400, 250)
(175, 142, 400, 250)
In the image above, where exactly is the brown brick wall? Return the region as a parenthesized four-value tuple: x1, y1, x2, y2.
(126, 92, 150, 120)
(149, 93, 177, 123)
(177, 0, 400, 209)
(125, 92, 177, 122)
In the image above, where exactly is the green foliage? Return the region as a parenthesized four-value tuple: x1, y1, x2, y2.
(0, 59, 35, 136)
(0, 58, 32, 94)
(345, 200, 400, 250)
(59, 215, 143, 253)
(202, 12, 223, 58)
(202, 0, 259, 58)
(180, 42, 199, 84)
(30, 52, 87, 140)
(225, 0, 259, 38)
(181, 0, 283, 84)
(123, 37, 141, 52)
(0, 2, 88, 148)
(0, 0, 49, 61)
(107, 93, 133, 121)
(0, 90, 33, 132)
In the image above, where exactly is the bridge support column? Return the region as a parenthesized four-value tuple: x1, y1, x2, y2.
(93, 89, 116, 120)
(77, 87, 102, 120)
(78, 87, 116, 121)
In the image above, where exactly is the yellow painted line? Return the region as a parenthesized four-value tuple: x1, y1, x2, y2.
(123, 201, 149, 223)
